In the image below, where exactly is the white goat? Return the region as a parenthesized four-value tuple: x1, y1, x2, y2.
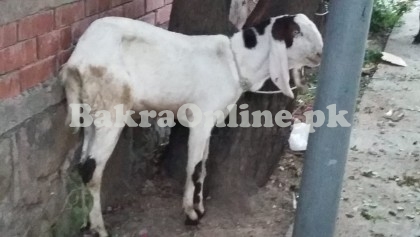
(61, 14, 323, 236)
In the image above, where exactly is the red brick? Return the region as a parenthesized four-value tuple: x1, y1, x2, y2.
(0, 39, 37, 74)
(139, 12, 156, 25)
(18, 11, 54, 40)
(37, 31, 60, 59)
(101, 6, 124, 17)
(146, 0, 164, 12)
(0, 22, 17, 49)
(59, 27, 73, 50)
(55, 1, 85, 28)
(164, 0, 172, 4)
(72, 15, 99, 43)
(156, 4, 171, 24)
(58, 47, 74, 66)
(0, 72, 21, 99)
(19, 56, 56, 91)
(124, 0, 146, 19)
(85, 0, 111, 16)
(111, 0, 132, 7)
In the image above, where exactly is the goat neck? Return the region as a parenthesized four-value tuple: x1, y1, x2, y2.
(229, 20, 272, 92)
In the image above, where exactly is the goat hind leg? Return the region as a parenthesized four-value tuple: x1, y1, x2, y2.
(79, 126, 123, 237)
(81, 125, 95, 162)
(193, 138, 210, 218)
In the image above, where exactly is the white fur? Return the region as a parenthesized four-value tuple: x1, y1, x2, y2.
(61, 14, 323, 236)
(229, 0, 249, 29)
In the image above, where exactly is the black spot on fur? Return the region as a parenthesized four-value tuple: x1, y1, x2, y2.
(193, 182, 202, 204)
(78, 157, 96, 184)
(242, 28, 257, 49)
(254, 19, 271, 35)
(192, 161, 202, 183)
(192, 161, 203, 205)
(272, 15, 300, 48)
(185, 216, 199, 225)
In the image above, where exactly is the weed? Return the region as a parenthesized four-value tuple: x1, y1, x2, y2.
(364, 49, 383, 66)
(50, 171, 93, 237)
(370, 0, 413, 34)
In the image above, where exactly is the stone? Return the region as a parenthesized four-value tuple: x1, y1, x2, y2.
(27, 218, 53, 237)
(0, 137, 13, 201)
(0, 77, 64, 135)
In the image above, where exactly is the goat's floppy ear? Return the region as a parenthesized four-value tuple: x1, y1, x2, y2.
(269, 39, 294, 98)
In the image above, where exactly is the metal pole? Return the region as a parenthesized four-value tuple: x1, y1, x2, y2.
(292, 0, 373, 237)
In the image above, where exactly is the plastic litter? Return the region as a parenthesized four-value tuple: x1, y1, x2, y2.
(289, 121, 311, 151)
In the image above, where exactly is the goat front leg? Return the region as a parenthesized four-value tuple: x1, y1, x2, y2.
(184, 126, 212, 225)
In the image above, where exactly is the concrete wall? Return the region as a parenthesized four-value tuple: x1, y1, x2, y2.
(0, 1, 172, 236)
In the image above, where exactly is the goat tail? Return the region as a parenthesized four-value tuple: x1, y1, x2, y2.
(59, 64, 82, 134)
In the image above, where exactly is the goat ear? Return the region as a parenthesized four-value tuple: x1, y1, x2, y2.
(269, 39, 294, 98)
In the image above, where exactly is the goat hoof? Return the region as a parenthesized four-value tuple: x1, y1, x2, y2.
(195, 209, 205, 219)
(79, 223, 103, 237)
(184, 216, 199, 226)
(80, 229, 100, 237)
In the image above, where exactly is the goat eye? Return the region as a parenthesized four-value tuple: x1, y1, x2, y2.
(293, 30, 300, 37)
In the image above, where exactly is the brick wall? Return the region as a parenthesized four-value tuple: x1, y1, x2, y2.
(0, 1, 172, 236)
(0, 0, 172, 99)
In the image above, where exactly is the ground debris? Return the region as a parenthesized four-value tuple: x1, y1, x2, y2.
(360, 208, 386, 222)
(381, 52, 407, 67)
(139, 229, 149, 237)
(361, 209, 374, 220)
(383, 109, 405, 122)
(361, 171, 379, 178)
(405, 214, 415, 220)
(370, 232, 385, 237)
(367, 148, 379, 156)
(396, 175, 420, 187)
(411, 150, 420, 158)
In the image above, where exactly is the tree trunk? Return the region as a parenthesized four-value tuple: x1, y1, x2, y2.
(163, 0, 320, 209)
(245, 0, 326, 32)
(168, 0, 232, 35)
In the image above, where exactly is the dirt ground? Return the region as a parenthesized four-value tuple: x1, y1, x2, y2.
(335, 6, 420, 237)
(101, 151, 302, 237)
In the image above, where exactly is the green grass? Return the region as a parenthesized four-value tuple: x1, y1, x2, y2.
(50, 171, 93, 237)
(370, 0, 413, 34)
(364, 49, 383, 66)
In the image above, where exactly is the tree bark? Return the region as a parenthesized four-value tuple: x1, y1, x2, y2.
(163, 0, 320, 208)
(168, 0, 233, 35)
(244, 0, 326, 33)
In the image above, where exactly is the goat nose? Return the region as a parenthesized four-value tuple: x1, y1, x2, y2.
(316, 52, 322, 58)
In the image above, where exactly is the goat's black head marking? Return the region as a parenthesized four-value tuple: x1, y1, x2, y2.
(242, 28, 257, 49)
(271, 15, 300, 48)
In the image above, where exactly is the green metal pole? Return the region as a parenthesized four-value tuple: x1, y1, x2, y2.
(292, 0, 373, 236)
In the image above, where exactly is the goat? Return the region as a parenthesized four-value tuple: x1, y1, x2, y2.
(60, 14, 323, 237)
